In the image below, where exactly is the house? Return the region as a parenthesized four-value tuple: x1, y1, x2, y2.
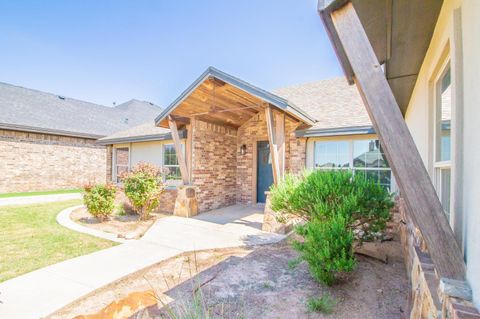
(0, 82, 162, 193)
(98, 67, 395, 215)
(318, 0, 480, 317)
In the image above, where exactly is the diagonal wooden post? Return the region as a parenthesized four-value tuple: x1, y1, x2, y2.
(274, 112, 285, 179)
(168, 116, 189, 185)
(265, 105, 284, 184)
(329, 2, 465, 280)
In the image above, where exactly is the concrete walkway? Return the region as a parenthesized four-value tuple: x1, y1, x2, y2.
(0, 204, 285, 318)
(0, 193, 82, 206)
(56, 205, 127, 243)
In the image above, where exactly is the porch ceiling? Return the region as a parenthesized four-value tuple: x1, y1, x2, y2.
(158, 78, 264, 128)
(155, 67, 316, 129)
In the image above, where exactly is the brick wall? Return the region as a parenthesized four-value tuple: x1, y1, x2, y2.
(0, 129, 107, 193)
(235, 112, 305, 205)
(191, 120, 238, 212)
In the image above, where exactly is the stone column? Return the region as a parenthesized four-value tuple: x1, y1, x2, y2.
(262, 191, 292, 234)
(173, 185, 198, 217)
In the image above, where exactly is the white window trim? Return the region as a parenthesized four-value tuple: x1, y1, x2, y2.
(112, 145, 131, 184)
(307, 135, 397, 192)
(161, 142, 185, 189)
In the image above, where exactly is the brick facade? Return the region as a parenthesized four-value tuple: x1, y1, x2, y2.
(0, 129, 107, 193)
(190, 112, 306, 212)
(191, 120, 238, 212)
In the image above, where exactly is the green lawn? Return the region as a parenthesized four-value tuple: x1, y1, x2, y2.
(0, 200, 117, 282)
(0, 188, 83, 199)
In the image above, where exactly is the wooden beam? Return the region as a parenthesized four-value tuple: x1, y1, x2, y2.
(275, 112, 285, 179)
(265, 105, 281, 185)
(168, 116, 189, 185)
(330, 2, 465, 280)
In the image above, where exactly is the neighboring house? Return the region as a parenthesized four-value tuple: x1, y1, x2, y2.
(0, 82, 162, 193)
(98, 67, 395, 214)
(319, 0, 480, 317)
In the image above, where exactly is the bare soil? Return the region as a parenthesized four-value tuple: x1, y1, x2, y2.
(50, 238, 408, 319)
(71, 207, 168, 238)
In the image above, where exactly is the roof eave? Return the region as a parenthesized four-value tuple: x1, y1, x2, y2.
(0, 123, 104, 139)
(296, 125, 374, 138)
(97, 130, 185, 145)
(154, 67, 316, 127)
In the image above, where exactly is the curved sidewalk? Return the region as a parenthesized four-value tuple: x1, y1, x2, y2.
(56, 205, 127, 244)
(0, 204, 285, 319)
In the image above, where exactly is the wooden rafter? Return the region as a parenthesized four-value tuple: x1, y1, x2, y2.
(330, 2, 465, 280)
(168, 116, 189, 185)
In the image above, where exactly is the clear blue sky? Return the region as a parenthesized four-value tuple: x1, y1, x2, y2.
(0, 0, 342, 107)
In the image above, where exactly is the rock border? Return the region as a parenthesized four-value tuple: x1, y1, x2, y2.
(56, 205, 128, 244)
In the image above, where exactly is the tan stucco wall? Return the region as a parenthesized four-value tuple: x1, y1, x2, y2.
(404, 0, 480, 307)
(0, 129, 107, 193)
(130, 141, 165, 168)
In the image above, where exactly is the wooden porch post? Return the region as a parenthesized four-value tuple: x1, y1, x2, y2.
(265, 105, 285, 184)
(329, 3, 465, 280)
(168, 116, 190, 185)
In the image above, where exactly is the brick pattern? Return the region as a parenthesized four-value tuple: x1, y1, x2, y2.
(0, 129, 107, 193)
(236, 113, 268, 204)
(191, 119, 238, 212)
(398, 197, 480, 319)
(236, 112, 305, 205)
(106, 146, 113, 182)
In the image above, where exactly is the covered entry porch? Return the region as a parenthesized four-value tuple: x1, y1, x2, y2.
(155, 67, 315, 214)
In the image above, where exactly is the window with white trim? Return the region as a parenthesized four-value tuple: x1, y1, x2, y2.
(162, 143, 183, 187)
(114, 147, 129, 183)
(313, 139, 394, 191)
(434, 64, 452, 219)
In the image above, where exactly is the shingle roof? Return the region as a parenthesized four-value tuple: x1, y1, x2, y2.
(97, 121, 176, 145)
(101, 76, 372, 143)
(0, 82, 163, 138)
(272, 77, 372, 133)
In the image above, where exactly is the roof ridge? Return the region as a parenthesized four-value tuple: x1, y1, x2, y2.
(0, 81, 113, 109)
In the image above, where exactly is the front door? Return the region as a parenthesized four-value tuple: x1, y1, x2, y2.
(256, 141, 274, 203)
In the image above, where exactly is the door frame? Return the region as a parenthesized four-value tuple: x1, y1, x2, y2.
(252, 138, 270, 204)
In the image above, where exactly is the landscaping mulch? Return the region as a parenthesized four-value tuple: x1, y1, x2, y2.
(50, 237, 408, 319)
(71, 207, 169, 239)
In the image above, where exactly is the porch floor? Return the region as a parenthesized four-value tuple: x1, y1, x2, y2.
(142, 204, 282, 250)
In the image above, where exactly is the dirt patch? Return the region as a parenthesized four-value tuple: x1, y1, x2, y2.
(50, 238, 408, 319)
(71, 207, 169, 238)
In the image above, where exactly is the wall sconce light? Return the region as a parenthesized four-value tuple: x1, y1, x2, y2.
(240, 144, 247, 155)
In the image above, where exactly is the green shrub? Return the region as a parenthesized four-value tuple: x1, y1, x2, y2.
(83, 183, 117, 221)
(270, 169, 393, 285)
(294, 214, 355, 285)
(122, 163, 165, 220)
(271, 169, 393, 238)
(306, 293, 336, 314)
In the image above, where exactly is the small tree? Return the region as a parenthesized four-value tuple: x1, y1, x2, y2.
(122, 163, 165, 220)
(83, 183, 117, 222)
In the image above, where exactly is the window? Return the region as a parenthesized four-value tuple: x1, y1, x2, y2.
(434, 65, 452, 219)
(353, 140, 392, 190)
(314, 141, 349, 169)
(313, 139, 394, 191)
(163, 144, 183, 186)
(114, 147, 129, 183)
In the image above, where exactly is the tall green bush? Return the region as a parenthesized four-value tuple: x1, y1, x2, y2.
(122, 163, 165, 220)
(270, 169, 393, 285)
(83, 183, 117, 221)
